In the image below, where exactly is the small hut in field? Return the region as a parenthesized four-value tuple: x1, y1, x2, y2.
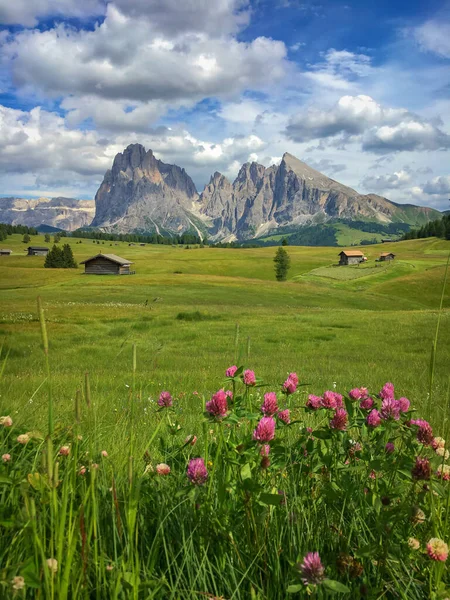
(0, 249, 12, 255)
(27, 246, 49, 256)
(80, 253, 135, 275)
(379, 252, 395, 261)
(338, 250, 366, 265)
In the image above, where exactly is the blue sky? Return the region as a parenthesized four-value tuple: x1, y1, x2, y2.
(0, 0, 449, 209)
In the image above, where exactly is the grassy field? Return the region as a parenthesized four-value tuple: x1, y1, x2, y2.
(1, 234, 450, 598)
(1, 234, 449, 434)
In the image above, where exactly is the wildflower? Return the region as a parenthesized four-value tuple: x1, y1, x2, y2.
(436, 447, 450, 459)
(283, 377, 297, 395)
(426, 538, 448, 562)
(11, 576, 25, 590)
(243, 370, 256, 386)
(260, 456, 270, 469)
(184, 435, 197, 446)
(349, 388, 367, 401)
(0, 415, 13, 427)
(306, 427, 313, 434)
(437, 465, 450, 481)
(106, 565, 114, 572)
(385, 442, 395, 453)
(225, 390, 233, 400)
(206, 389, 228, 417)
(380, 397, 400, 421)
(330, 408, 348, 431)
(46, 558, 58, 573)
(261, 392, 279, 416)
(432, 436, 446, 450)
(226, 365, 238, 377)
(91, 463, 99, 470)
(410, 419, 434, 446)
(277, 409, 291, 424)
(412, 456, 431, 480)
(359, 397, 374, 410)
(101, 450, 108, 458)
(78, 466, 87, 476)
(158, 391, 173, 407)
(187, 458, 208, 485)
(17, 433, 30, 444)
(398, 397, 410, 412)
(252, 417, 276, 442)
(156, 463, 171, 476)
(306, 395, 322, 410)
(366, 409, 382, 428)
(298, 552, 325, 586)
(380, 382, 395, 400)
(369, 470, 377, 480)
(412, 507, 426, 525)
(260, 444, 270, 457)
(59, 445, 70, 456)
(2, 453, 11, 463)
(321, 391, 343, 409)
(408, 538, 420, 550)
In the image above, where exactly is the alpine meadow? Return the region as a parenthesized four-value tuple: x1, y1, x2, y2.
(1, 232, 450, 598)
(2, 0, 450, 597)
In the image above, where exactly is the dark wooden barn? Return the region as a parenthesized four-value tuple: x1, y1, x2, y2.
(338, 250, 366, 265)
(80, 253, 135, 275)
(0, 249, 12, 255)
(27, 246, 49, 256)
(379, 252, 395, 261)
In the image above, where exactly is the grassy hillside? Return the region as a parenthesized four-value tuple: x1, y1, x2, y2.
(1, 234, 449, 433)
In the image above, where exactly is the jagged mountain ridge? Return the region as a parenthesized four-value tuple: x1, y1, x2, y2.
(90, 144, 441, 240)
(0, 196, 95, 231)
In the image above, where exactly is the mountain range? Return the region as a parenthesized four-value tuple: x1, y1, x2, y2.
(0, 144, 442, 243)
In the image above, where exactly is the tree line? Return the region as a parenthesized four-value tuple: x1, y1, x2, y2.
(44, 244, 77, 268)
(0, 223, 38, 242)
(72, 228, 203, 245)
(402, 214, 450, 241)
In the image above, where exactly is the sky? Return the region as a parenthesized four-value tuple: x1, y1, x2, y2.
(0, 0, 450, 210)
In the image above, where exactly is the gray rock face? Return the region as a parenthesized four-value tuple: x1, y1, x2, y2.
(0, 197, 95, 231)
(91, 143, 200, 235)
(91, 145, 440, 240)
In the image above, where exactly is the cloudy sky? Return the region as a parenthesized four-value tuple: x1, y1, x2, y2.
(0, 0, 450, 210)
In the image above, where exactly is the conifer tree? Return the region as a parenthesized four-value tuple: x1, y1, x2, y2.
(44, 233, 51, 243)
(274, 246, 291, 281)
(62, 244, 77, 268)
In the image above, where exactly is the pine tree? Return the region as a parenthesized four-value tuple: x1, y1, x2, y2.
(62, 244, 77, 268)
(274, 247, 291, 281)
(44, 245, 64, 268)
(22, 233, 31, 244)
(44, 233, 51, 243)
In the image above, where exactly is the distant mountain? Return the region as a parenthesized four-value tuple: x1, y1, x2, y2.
(83, 144, 443, 241)
(0, 197, 95, 231)
(91, 144, 204, 237)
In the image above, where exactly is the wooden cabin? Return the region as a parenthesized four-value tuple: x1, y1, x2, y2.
(338, 250, 366, 265)
(379, 252, 395, 261)
(0, 249, 12, 256)
(80, 253, 135, 275)
(27, 246, 49, 256)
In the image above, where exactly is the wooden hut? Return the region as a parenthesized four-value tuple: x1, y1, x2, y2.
(379, 252, 395, 261)
(0, 249, 12, 255)
(27, 246, 49, 256)
(338, 250, 366, 265)
(80, 253, 135, 275)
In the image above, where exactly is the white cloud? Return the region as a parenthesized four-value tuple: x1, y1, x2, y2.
(286, 94, 450, 152)
(0, 0, 104, 27)
(361, 170, 412, 192)
(303, 49, 373, 91)
(4, 4, 287, 109)
(422, 176, 450, 195)
(414, 20, 450, 59)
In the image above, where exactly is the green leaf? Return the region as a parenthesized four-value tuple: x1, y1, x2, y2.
(240, 463, 252, 481)
(259, 493, 282, 506)
(323, 579, 350, 594)
(286, 584, 303, 593)
(0, 475, 13, 485)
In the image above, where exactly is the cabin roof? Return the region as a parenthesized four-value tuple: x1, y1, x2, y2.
(0, 249, 12, 252)
(339, 250, 365, 257)
(80, 253, 133, 266)
(380, 252, 395, 257)
(28, 246, 49, 251)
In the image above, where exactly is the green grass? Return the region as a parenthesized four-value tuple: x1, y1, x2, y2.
(1, 234, 450, 598)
